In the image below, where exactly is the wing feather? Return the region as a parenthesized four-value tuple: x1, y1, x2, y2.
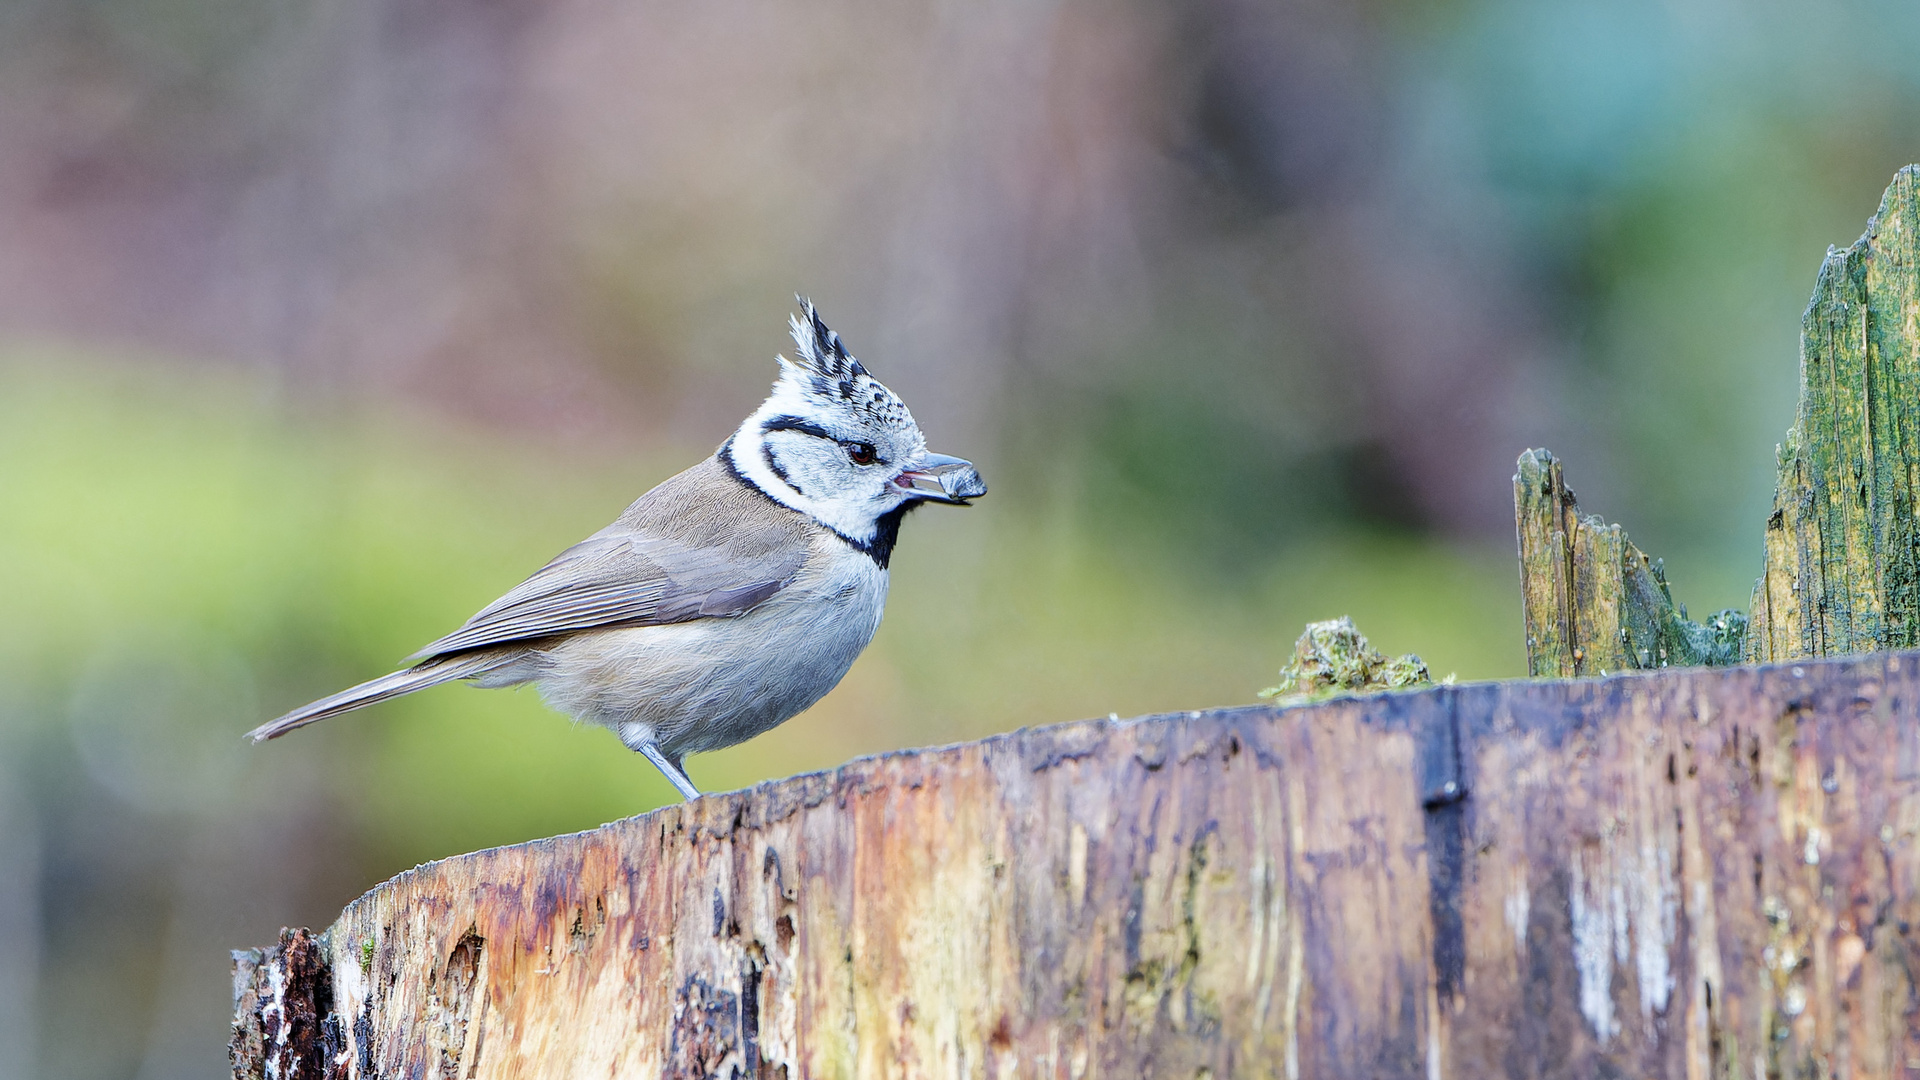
(408, 530, 805, 661)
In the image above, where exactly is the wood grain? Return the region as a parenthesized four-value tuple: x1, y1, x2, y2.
(235, 650, 1920, 1078)
(1749, 166, 1920, 663)
(1514, 449, 1744, 679)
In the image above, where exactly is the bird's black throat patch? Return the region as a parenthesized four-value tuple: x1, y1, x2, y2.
(846, 501, 919, 569)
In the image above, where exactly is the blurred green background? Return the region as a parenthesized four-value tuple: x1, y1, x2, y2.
(1, 0, 1918, 1076)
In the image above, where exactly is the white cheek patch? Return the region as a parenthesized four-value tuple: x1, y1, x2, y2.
(727, 424, 892, 547)
(727, 431, 807, 511)
(764, 437, 837, 501)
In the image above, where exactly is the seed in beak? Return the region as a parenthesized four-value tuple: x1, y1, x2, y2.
(895, 471, 943, 495)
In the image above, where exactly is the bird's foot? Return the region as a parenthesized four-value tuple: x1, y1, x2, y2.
(638, 743, 702, 801)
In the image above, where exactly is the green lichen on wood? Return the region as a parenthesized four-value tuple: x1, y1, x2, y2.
(1515, 449, 1746, 678)
(1516, 164, 1920, 676)
(1260, 616, 1433, 702)
(1747, 166, 1920, 663)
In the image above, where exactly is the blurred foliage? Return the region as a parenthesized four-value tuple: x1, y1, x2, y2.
(0, 348, 1523, 859)
(1412, 0, 1920, 592)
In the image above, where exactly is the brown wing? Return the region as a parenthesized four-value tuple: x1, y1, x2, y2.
(408, 457, 810, 661)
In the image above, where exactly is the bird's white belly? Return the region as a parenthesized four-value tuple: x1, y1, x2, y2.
(530, 553, 888, 756)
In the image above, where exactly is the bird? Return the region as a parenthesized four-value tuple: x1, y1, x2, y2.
(248, 298, 986, 800)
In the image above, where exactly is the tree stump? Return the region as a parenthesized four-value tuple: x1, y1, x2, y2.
(233, 165, 1920, 1079)
(235, 650, 1920, 1079)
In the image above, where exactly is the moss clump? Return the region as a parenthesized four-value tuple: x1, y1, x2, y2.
(1260, 617, 1433, 703)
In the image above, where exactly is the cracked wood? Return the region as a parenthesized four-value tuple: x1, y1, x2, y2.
(235, 651, 1920, 1078)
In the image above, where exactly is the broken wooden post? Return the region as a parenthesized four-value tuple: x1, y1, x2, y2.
(1748, 167, 1920, 662)
(1514, 449, 1745, 678)
(1518, 165, 1920, 676)
(233, 651, 1920, 1078)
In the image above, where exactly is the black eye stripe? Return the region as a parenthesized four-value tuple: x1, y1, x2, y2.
(763, 415, 890, 469)
(761, 415, 835, 441)
(764, 416, 889, 465)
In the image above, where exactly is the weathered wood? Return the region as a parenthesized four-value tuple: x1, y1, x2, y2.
(1515, 448, 1745, 678)
(1519, 165, 1920, 676)
(236, 650, 1920, 1078)
(1749, 167, 1920, 663)
(230, 928, 338, 1080)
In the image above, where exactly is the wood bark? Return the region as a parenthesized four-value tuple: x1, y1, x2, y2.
(236, 650, 1920, 1079)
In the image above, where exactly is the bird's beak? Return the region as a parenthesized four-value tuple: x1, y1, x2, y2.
(895, 452, 986, 504)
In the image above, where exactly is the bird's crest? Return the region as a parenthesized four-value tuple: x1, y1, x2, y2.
(787, 296, 866, 382)
(776, 297, 910, 426)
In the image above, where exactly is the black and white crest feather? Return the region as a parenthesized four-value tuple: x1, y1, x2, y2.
(789, 295, 867, 382)
(777, 296, 912, 428)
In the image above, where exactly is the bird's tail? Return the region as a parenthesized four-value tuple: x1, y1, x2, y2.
(247, 652, 507, 742)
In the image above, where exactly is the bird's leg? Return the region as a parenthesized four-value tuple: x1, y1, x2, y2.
(638, 743, 702, 801)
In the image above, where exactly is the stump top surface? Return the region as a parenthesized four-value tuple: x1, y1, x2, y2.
(236, 651, 1920, 1079)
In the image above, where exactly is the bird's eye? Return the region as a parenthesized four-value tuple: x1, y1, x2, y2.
(844, 441, 877, 466)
